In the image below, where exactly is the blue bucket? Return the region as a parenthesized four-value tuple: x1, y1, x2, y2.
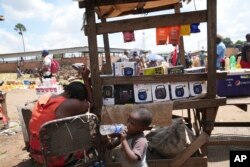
(23, 80, 30, 85)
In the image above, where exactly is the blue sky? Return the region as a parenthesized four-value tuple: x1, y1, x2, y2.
(1, 0, 250, 54)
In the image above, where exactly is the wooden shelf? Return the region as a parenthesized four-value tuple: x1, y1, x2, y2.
(101, 72, 227, 85)
(173, 97, 226, 110)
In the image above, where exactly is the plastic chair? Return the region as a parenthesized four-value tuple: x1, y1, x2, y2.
(39, 113, 99, 166)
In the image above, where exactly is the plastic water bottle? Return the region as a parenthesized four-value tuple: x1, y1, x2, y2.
(99, 124, 126, 135)
(230, 55, 236, 70)
(225, 57, 230, 71)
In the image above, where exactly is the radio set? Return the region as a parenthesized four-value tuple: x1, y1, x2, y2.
(175, 85, 185, 97)
(134, 84, 152, 103)
(113, 62, 136, 76)
(103, 86, 113, 98)
(138, 89, 147, 101)
(122, 67, 134, 76)
(155, 85, 166, 99)
(193, 83, 202, 94)
(170, 82, 189, 99)
(114, 85, 134, 104)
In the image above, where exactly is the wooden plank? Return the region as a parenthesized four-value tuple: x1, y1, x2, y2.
(106, 157, 207, 167)
(206, 0, 217, 98)
(101, 18, 112, 74)
(174, 3, 186, 68)
(208, 140, 250, 146)
(79, 0, 159, 8)
(101, 72, 226, 85)
(169, 132, 209, 167)
(121, 4, 177, 16)
(89, 10, 207, 35)
(173, 97, 226, 110)
(227, 97, 250, 105)
(214, 122, 250, 127)
(85, 4, 103, 115)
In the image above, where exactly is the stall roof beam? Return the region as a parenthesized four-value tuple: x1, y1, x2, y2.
(86, 10, 207, 35)
(79, 0, 160, 8)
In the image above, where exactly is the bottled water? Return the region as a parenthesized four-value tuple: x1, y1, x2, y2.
(99, 124, 126, 135)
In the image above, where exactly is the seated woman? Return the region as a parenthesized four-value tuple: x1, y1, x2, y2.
(29, 67, 93, 166)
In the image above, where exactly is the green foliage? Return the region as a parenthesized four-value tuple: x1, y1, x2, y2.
(223, 37, 233, 48)
(14, 23, 26, 34)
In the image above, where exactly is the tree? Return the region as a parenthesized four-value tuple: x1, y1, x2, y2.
(223, 37, 233, 48)
(234, 40, 245, 50)
(14, 23, 26, 52)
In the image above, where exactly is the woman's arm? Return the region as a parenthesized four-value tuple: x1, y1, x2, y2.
(80, 67, 93, 109)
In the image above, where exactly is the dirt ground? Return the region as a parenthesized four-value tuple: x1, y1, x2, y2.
(0, 88, 250, 167)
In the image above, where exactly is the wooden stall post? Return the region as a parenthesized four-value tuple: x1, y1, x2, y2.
(201, 0, 218, 155)
(85, 3, 103, 115)
(174, 3, 186, 68)
(101, 18, 112, 74)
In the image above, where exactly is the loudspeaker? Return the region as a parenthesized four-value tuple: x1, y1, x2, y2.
(114, 85, 134, 104)
(155, 85, 166, 99)
(103, 86, 113, 98)
(123, 67, 134, 76)
(175, 86, 184, 97)
(193, 83, 202, 94)
(138, 89, 147, 101)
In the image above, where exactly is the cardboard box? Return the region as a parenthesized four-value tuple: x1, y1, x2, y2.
(151, 83, 170, 102)
(114, 85, 134, 104)
(217, 70, 250, 97)
(167, 65, 184, 74)
(143, 66, 165, 75)
(184, 67, 206, 73)
(102, 85, 115, 105)
(170, 82, 189, 99)
(189, 81, 207, 96)
(36, 85, 63, 96)
(113, 62, 137, 76)
(133, 84, 153, 103)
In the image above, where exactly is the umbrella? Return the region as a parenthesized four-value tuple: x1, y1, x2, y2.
(146, 53, 164, 61)
(118, 54, 129, 62)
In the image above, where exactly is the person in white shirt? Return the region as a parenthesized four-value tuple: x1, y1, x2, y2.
(41, 50, 52, 78)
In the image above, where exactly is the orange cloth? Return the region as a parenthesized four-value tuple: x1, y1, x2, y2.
(29, 93, 66, 136)
(29, 93, 66, 165)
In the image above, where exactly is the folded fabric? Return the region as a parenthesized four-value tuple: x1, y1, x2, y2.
(190, 23, 200, 33)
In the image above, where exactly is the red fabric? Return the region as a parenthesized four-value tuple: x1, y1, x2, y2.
(172, 47, 178, 66)
(29, 93, 66, 166)
(240, 60, 250, 68)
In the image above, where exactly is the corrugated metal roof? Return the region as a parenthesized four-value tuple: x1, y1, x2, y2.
(0, 46, 128, 58)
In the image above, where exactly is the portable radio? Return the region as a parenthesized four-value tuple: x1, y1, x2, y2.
(155, 85, 166, 99)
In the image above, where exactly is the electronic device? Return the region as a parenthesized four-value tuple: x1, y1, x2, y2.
(138, 89, 147, 100)
(155, 85, 166, 99)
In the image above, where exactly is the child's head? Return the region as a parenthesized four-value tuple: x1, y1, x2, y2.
(126, 108, 153, 135)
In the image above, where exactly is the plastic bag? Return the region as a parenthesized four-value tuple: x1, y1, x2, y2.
(156, 27, 169, 45)
(146, 118, 195, 158)
(123, 31, 135, 43)
(168, 26, 180, 46)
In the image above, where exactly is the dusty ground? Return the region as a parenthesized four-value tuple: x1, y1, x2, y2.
(0, 88, 250, 167)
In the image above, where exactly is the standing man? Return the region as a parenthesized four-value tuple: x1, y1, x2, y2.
(240, 33, 250, 68)
(41, 50, 52, 78)
(216, 35, 226, 69)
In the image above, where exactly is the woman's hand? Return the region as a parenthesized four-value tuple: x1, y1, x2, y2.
(79, 67, 90, 81)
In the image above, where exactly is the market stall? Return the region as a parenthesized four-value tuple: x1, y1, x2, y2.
(77, 0, 226, 166)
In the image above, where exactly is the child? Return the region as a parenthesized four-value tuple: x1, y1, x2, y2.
(108, 108, 153, 167)
(16, 66, 23, 79)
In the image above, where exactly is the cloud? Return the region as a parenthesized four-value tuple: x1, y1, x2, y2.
(0, 29, 23, 52)
(1, 0, 54, 21)
(1, 0, 250, 54)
